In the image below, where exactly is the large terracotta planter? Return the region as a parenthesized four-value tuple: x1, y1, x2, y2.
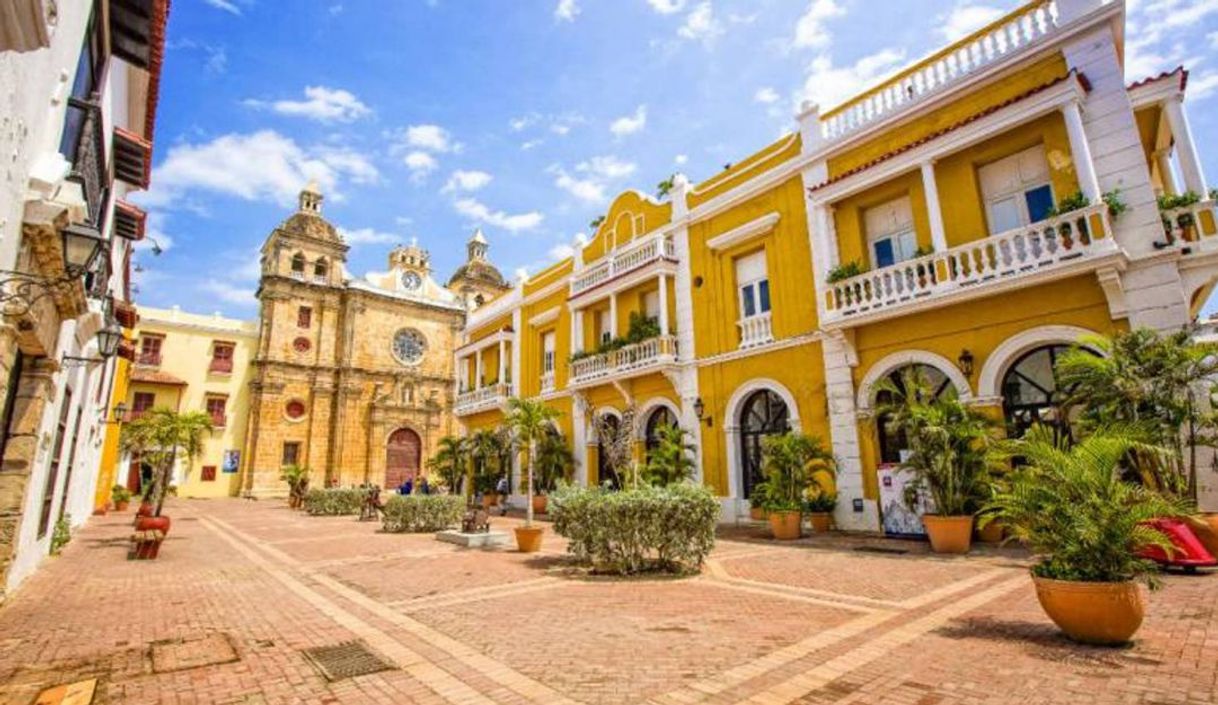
(136, 515, 171, 537)
(532, 495, 547, 515)
(768, 510, 802, 540)
(977, 520, 1004, 544)
(515, 526, 544, 553)
(115, 500, 130, 512)
(808, 512, 832, 533)
(922, 515, 973, 554)
(749, 506, 767, 521)
(1033, 576, 1145, 645)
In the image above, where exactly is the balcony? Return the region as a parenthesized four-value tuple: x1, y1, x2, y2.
(569, 335, 678, 388)
(570, 232, 676, 298)
(455, 382, 512, 416)
(62, 97, 108, 233)
(822, 203, 1119, 327)
(737, 312, 774, 349)
(819, 0, 1057, 144)
(1160, 198, 1218, 251)
(540, 371, 556, 394)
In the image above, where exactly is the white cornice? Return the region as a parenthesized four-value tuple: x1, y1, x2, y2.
(706, 213, 781, 252)
(528, 306, 561, 328)
(694, 332, 823, 368)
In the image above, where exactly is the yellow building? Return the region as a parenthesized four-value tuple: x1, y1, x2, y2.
(454, 0, 1218, 530)
(118, 306, 258, 498)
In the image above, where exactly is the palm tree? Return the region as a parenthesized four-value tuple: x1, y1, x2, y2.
(504, 397, 561, 526)
(643, 423, 696, 486)
(467, 428, 504, 496)
(536, 428, 574, 493)
(427, 435, 468, 496)
(757, 432, 835, 511)
(120, 408, 213, 516)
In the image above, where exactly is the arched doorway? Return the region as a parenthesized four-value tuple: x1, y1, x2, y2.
(643, 405, 678, 463)
(597, 414, 621, 489)
(739, 390, 790, 498)
(1001, 344, 1078, 439)
(385, 427, 421, 491)
(874, 364, 954, 465)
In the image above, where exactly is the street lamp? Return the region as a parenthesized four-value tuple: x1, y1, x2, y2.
(63, 320, 123, 367)
(0, 224, 107, 316)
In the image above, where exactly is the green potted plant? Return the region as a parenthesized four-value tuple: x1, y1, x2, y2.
(748, 482, 769, 521)
(756, 432, 834, 540)
(804, 490, 837, 533)
(280, 464, 310, 509)
(505, 397, 562, 552)
(983, 426, 1189, 645)
(110, 484, 132, 512)
(875, 369, 996, 554)
(427, 435, 469, 497)
(533, 427, 574, 514)
(642, 422, 696, 487)
(468, 429, 505, 509)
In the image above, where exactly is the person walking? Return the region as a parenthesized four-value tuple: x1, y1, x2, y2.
(495, 474, 509, 516)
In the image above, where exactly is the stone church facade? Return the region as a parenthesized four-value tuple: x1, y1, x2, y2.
(241, 184, 508, 496)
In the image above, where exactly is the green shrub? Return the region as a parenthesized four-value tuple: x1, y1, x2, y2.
(826, 260, 866, 283)
(380, 495, 465, 533)
(50, 515, 71, 555)
(1047, 191, 1090, 217)
(303, 487, 366, 516)
(550, 483, 718, 575)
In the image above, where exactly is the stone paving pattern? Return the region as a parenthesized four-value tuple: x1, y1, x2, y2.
(0, 498, 1214, 705)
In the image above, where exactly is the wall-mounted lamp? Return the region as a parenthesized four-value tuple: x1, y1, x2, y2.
(693, 396, 712, 427)
(957, 348, 975, 377)
(105, 401, 128, 425)
(63, 321, 123, 368)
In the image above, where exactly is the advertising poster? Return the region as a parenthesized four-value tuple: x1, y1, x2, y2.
(222, 450, 240, 473)
(878, 462, 933, 537)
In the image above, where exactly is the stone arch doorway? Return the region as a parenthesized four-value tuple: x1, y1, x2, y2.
(738, 390, 791, 499)
(385, 427, 421, 491)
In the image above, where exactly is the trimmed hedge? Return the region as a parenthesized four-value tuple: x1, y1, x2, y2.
(550, 483, 719, 575)
(302, 487, 365, 516)
(380, 495, 465, 533)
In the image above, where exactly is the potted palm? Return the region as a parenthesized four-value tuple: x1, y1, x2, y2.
(757, 432, 834, 540)
(427, 435, 469, 496)
(110, 484, 132, 512)
(468, 429, 503, 508)
(505, 397, 561, 552)
(983, 426, 1188, 645)
(804, 490, 837, 533)
(280, 464, 310, 509)
(876, 370, 996, 554)
(642, 422, 696, 487)
(534, 427, 574, 514)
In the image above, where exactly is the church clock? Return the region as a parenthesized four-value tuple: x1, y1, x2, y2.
(401, 271, 422, 291)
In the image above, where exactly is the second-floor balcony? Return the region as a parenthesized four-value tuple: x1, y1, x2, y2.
(1160, 198, 1218, 250)
(737, 312, 774, 349)
(821, 203, 1120, 327)
(570, 232, 676, 298)
(455, 382, 512, 416)
(569, 335, 678, 388)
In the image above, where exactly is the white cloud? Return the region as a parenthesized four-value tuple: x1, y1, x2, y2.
(339, 227, 400, 246)
(200, 280, 257, 305)
(204, 0, 241, 14)
(578, 155, 637, 179)
(792, 0, 845, 50)
(610, 105, 647, 137)
(521, 139, 544, 151)
(674, 154, 688, 165)
(754, 87, 780, 104)
(678, 2, 724, 45)
(401, 124, 457, 153)
(403, 151, 438, 182)
(551, 155, 636, 204)
(1190, 72, 1218, 99)
(646, 0, 686, 13)
(453, 198, 544, 232)
(553, 169, 607, 203)
(1210, 30, 1218, 50)
(139, 130, 379, 209)
(442, 169, 493, 193)
(245, 85, 371, 123)
(938, 3, 1004, 42)
(555, 0, 580, 21)
(1124, 1, 1218, 86)
(548, 242, 577, 260)
(797, 48, 907, 111)
(394, 215, 414, 227)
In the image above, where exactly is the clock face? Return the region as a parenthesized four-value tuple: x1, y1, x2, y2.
(401, 271, 422, 291)
(393, 329, 426, 365)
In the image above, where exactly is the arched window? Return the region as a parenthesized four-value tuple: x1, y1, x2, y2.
(739, 390, 790, 498)
(290, 253, 306, 275)
(314, 257, 328, 279)
(644, 406, 678, 462)
(1001, 344, 1083, 438)
(596, 414, 621, 490)
(875, 364, 953, 465)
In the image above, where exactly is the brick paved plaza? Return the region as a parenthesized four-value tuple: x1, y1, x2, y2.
(0, 499, 1215, 705)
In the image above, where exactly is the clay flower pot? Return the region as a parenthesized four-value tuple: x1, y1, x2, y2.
(514, 526, 544, 553)
(115, 500, 130, 512)
(136, 515, 172, 537)
(808, 512, 833, 533)
(977, 520, 1004, 544)
(749, 506, 767, 521)
(532, 494, 547, 515)
(768, 510, 802, 540)
(1033, 576, 1145, 645)
(922, 515, 974, 554)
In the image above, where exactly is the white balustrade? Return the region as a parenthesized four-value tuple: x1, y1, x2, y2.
(455, 382, 511, 415)
(570, 233, 677, 296)
(569, 335, 678, 386)
(820, 0, 1057, 143)
(824, 203, 1114, 322)
(1160, 199, 1218, 247)
(540, 370, 555, 394)
(737, 312, 774, 349)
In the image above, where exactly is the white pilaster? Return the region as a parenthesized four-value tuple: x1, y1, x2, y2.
(608, 293, 618, 337)
(1163, 97, 1208, 196)
(669, 174, 704, 486)
(474, 352, 483, 389)
(511, 308, 522, 396)
(1062, 100, 1101, 203)
(572, 395, 588, 487)
(658, 273, 669, 334)
(822, 332, 879, 532)
(497, 338, 506, 384)
(1154, 149, 1178, 196)
(920, 161, 948, 253)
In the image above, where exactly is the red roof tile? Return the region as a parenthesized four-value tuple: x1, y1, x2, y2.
(130, 368, 187, 386)
(1127, 66, 1187, 92)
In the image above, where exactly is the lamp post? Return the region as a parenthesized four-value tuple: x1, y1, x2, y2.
(63, 320, 123, 368)
(0, 225, 107, 316)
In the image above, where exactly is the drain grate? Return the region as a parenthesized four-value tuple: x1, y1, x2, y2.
(301, 640, 395, 681)
(854, 546, 910, 555)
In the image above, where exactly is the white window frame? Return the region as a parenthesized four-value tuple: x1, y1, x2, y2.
(735, 250, 771, 320)
(864, 196, 918, 269)
(979, 144, 1055, 236)
(541, 331, 556, 374)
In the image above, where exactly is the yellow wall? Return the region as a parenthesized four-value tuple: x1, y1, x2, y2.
(93, 353, 131, 511)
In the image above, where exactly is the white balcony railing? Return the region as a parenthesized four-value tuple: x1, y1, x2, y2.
(820, 0, 1057, 143)
(540, 370, 555, 394)
(570, 233, 676, 297)
(737, 312, 774, 349)
(823, 203, 1116, 325)
(569, 335, 678, 386)
(1161, 199, 1218, 248)
(289, 270, 305, 281)
(455, 382, 511, 416)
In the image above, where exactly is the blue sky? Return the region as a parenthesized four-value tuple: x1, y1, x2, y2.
(135, 0, 1218, 318)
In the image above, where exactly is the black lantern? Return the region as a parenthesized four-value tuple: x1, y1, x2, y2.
(693, 397, 705, 421)
(958, 349, 975, 377)
(60, 222, 106, 275)
(95, 322, 123, 359)
(107, 401, 128, 425)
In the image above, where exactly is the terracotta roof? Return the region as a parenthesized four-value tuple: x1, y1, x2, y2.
(808, 71, 1086, 195)
(144, 0, 171, 146)
(1127, 66, 1188, 93)
(130, 367, 187, 386)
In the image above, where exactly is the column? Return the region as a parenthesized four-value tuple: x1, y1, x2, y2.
(474, 350, 483, 390)
(571, 307, 583, 353)
(497, 338, 506, 387)
(658, 273, 670, 335)
(1062, 100, 1101, 203)
(608, 293, 618, 337)
(1154, 149, 1178, 196)
(810, 204, 839, 281)
(920, 161, 948, 253)
(1163, 97, 1208, 195)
